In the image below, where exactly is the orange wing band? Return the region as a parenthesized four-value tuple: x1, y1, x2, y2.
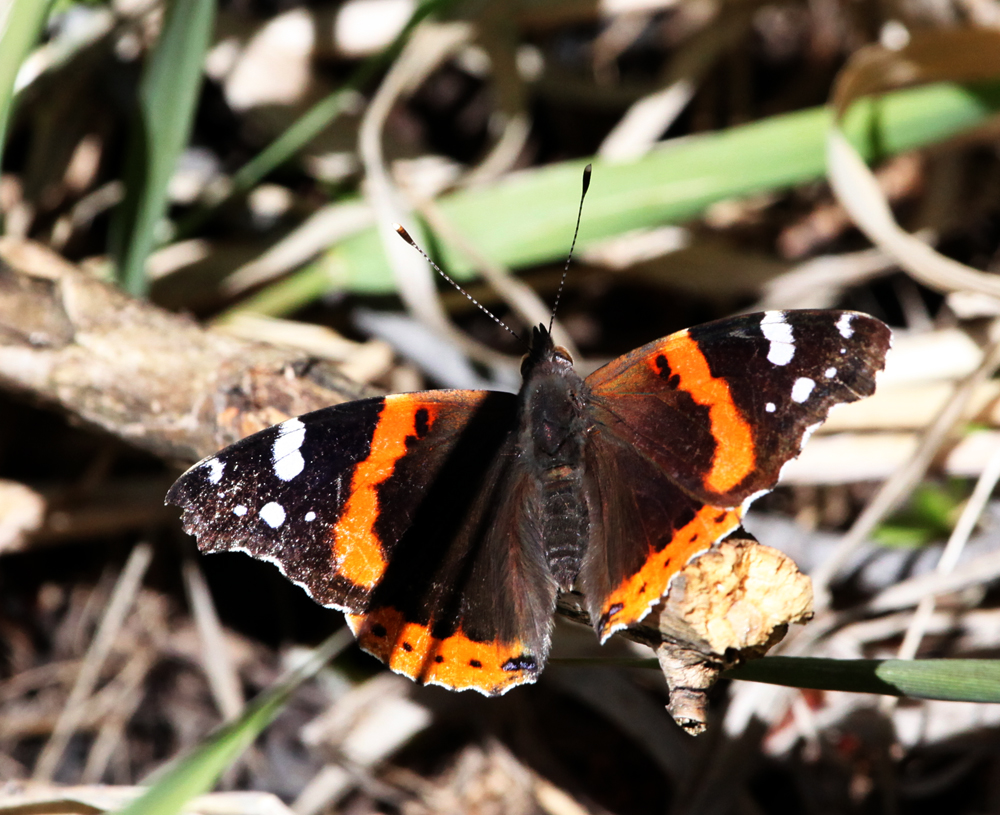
(331, 398, 441, 589)
(347, 608, 535, 695)
(598, 504, 742, 639)
(655, 332, 755, 494)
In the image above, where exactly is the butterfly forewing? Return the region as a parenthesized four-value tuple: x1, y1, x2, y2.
(584, 310, 891, 507)
(168, 395, 387, 612)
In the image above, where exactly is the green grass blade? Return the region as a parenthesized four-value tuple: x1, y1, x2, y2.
(176, 0, 457, 237)
(112, 628, 353, 815)
(726, 656, 1000, 702)
(236, 78, 1000, 314)
(0, 0, 56, 156)
(226, 0, 452, 195)
(110, 0, 216, 296)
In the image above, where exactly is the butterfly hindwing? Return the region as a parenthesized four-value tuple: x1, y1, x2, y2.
(348, 440, 557, 694)
(581, 310, 891, 634)
(580, 430, 741, 640)
(167, 390, 554, 694)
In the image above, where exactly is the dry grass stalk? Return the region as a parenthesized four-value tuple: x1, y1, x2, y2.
(32, 542, 153, 781)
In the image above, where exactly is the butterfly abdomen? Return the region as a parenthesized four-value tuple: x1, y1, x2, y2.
(519, 327, 592, 591)
(537, 463, 589, 589)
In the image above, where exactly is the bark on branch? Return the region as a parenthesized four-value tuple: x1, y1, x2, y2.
(0, 238, 371, 464)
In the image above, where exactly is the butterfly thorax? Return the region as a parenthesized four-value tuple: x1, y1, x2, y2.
(519, 325, 591, 590)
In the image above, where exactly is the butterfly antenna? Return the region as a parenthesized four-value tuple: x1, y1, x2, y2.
(549, 164, 592, 334)
(394, 225, 520, 341)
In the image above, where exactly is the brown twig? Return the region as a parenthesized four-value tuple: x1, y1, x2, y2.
(0, 238, 372, 465)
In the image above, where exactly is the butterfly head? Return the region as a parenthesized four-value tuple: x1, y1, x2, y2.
(521, 324, 574, 379)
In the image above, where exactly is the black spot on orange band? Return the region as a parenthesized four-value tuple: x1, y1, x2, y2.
(347, 607, 538, 695)
(597, 504, 741, 640)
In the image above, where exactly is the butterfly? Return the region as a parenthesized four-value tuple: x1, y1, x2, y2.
(168, 309, 890, 695)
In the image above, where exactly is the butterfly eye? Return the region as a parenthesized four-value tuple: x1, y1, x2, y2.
(554, 346, 574, 363)
(520, 353, 531, 375)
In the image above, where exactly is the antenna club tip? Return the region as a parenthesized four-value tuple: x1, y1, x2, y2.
(394, 224, 416, 246)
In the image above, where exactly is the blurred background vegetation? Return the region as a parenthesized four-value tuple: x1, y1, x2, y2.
(4, 0, 1000, 813)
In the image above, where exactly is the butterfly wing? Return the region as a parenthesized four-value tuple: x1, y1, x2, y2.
(579, 431, 741, 641)
(167, 390, 556, 695)
(348, 437, 557, 694)
(581, 310, 891, 638)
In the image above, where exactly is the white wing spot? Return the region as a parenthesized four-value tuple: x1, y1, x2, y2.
(760, 311, 795, 366)
(791, 377, 815, 403)
(839, 347, 847, 355)
(273, 417, 306, 481)
(825, 367, 837, 378)
(275, 451, 304, 481)
(765, 402, 776, 413)
(304, 511, 316, 522)
(836, 313, 855, 339)
(233, 504, 247, 516)
(203, 458, 224, 484)
(260, 502, 286, 528)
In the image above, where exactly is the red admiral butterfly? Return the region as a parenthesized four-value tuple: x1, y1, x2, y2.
(168, 307, 890, 694)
